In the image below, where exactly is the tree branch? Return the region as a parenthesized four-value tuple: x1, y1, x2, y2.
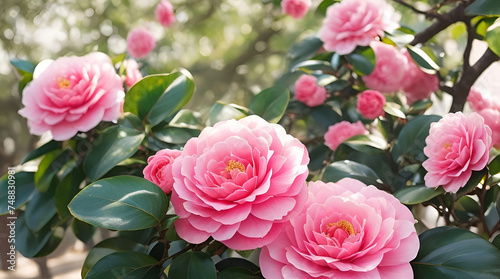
(392, 0, 444, 20)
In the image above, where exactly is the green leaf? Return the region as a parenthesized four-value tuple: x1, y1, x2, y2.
(406, 45, 440, 73)
(456, 168, 488, 197)
(169, 251, 217, 279)
(123, 72, 195, 126)
(85, 251, 160, 279)
(81, 237, 146, 278)
(83, 125, 145, 181)
(489, 155, 500, 176)
(216, 258, 260, 273)
(412, 227, 500, 278)
(465, 0, 500, 16)
(34, 149, 72, 192)
(322, 160, 381, 186)
(316, 0, 339, 16)
(330, 52, 341, 70)
(346, 46, 376, 76)
(10, 59, 36, 74)
(0, 171, 35, 215)
(383, 102, 406, 119)
(68, 176, 168, 231)
(218, 268, 263, 279)
(292, 60, 335, 73)
(153, 126, 200, 144)
(492, 234, 500, 249)
(394, 115, 441, 162)
(208, 102, 247, 126)
(486, 20, 500, 57)
(394, 185, 445, 205)
(341, 134, 387, 154)
(55, 164, 85, 221)
(15, 213, 63, 258)
(25, 181, 57, 232)
(287, 36, 324, 66)
(475, 17, 498, 40)
(21, 140, 59, 164)
(249, 86, 289, 123)
(71, 218, 96, 244)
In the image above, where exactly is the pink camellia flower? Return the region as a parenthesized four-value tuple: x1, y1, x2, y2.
(357, 90, 386, 119)
(423, 112, 492, 193)
(362, 41, 408, 93)
(324, 121, 368, 151)
(155, 0, 175, 27)
(400, 49, 439, 104)
(123, 59, 142, 88)
(467, 86, 500, 112)
(294, 75, 327, 107)
(319, 0, 399, 55)
(143, 149, 182, 194)
(127, 28, 156, 59)
(477, 109, 500, 148)
(260, 179, 419, 279)
(171, 115, 309, 250)
(281, 0, 311, 19)
(18, 52, 124, 141)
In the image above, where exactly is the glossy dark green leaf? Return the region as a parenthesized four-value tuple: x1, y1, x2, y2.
(169, 251, 217, 279)
(287, 36, 324, 66)
(406, 45, 440, 73)
(85, 251, 160, 279)
(154, 126, 200, 144)
(486, 21, 500, 57)
(310, 105, 342, 128)
(330, 52, 341, 70)
(383, 102, 406, 119)
(55, 164, 85, 221)
(83, 125, 145, 181)
(119, 227, 158, 245)
(322, 160, 380, 186)
(308, 144, 332, 171)
(492, 234, 500, 249)
(218, 268, 263, 279)
(341, 134, 387, 154)
(489, 155, 500, 176)
(274, 71, 304, 88)
(346, 46, 375, 75)
(81, 237, 146, 278)
(123, 71, 194, 126)
(412, 227, 500, 278)
(0, 171, 35, 214)
(21, 140, 59, 164)
(25, 181, 57, 232)
(170, 109, 203, 127)
(455, 195, 480, 216)
(10, 59, 36, 74)
(456, 168, 488, 197)
(249, 86, 289, 123)
(394, 185, 445, 205)
(208, 102, 247, 126)
(316, 0, 340, 16)
(465, 0, 500, 16)
(292, 60, 335, 73)
(71, 218, 96, 244)
(394, 115, 441, 162)
(216, 258, 260, 273)
(68, 176, 168, 231)
(34, 149, 72, 192)
(15, 213, 62, 258)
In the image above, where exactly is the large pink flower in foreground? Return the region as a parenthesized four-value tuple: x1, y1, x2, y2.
(171, 115, 309, 250)
(281, 0, 311, 19)
(423, 112, 492, 193)
(319, 0, 399, 55)
(401, 49, 439, 104)
(362, 41, 408, 93)
(155, 0, 175, 27)
(357, 89, 386, 119)
(324, 121, 368, 151)
(260, 179, 419, 279)
(127, 28, 156, 59)
(294, 75, 327, 107)
(18, 52, 124, 141)
(477, 109, 500, 148)
(143, 149, 182, 194)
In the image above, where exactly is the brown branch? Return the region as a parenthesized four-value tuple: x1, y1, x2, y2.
(392, 0, 444, 20)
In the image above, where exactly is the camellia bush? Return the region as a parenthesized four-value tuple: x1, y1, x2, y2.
(3, 0, 500, 278)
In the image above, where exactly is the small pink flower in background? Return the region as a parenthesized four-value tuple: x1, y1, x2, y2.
(401, 49, 439, 104)
(467, 86, 500, 112)
(294, 75, 327, 107)
(357, 89, 386, 119)
(123, 59, 142, 87)
(260, 179, 419, 279)
(477, 109, 500, 148)
(324, 121, 368, 151)
(18, 52, 124, 141)
(143, 149, 182, 194)
(171, 115, 309, 250)
(423, 112, 492, 193)
(362, 41, 408, 93)
(319, 0, 399, 55)
(155, 0, 175, 27)
(281, 0, 311, 19)
(127, 28, 156, 59)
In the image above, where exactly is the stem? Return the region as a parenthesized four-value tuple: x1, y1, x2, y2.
(476, 187, 491, 236)
(392, 0, 444, 20)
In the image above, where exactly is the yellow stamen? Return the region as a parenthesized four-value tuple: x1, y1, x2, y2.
(225, 160, 245, 173)
(443, 142, 452, 151)
(329, 220, 356, 236)
(58, 77, 71, 89)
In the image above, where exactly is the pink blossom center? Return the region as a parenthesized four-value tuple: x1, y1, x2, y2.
(58, 77, 71, 89)
(220, 160, 247, 180)
(324, 219, 357, 245)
